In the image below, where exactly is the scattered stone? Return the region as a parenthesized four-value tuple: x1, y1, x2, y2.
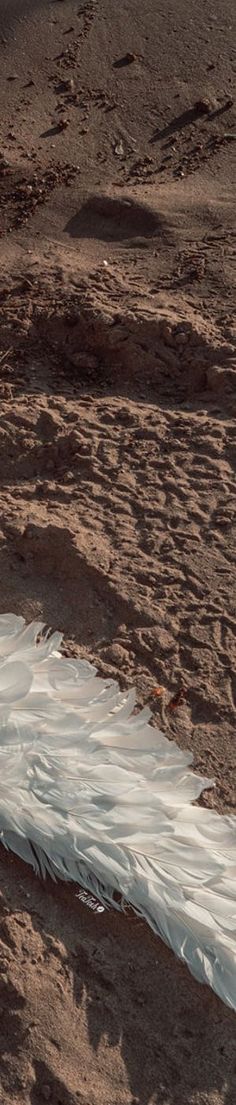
(174, 331, 189, 347)
(159, 321, 172, 343)
(194, 98, 212, 114)
(113, 51, 137, 68)
(122, 51, 136, 64)
(114, 139, 125, 157)
(158, 629, 175, 653)
(103, 643, 129, 667)
(63, 78, 75, 92)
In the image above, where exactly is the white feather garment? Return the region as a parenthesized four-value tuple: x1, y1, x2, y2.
(0, 613, 235, 1012)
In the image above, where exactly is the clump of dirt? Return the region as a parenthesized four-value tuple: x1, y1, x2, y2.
(65, 192, 166, 240)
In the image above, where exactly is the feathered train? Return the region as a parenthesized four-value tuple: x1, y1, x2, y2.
(0, 613, 235, 1011)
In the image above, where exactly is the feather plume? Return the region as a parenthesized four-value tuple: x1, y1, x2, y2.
(0, 614, 235, 1011)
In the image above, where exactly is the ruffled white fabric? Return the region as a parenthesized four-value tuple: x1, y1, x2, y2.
(0, 613, 235, 1011)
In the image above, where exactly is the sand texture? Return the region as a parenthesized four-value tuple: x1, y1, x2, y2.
(0, 0, 235, 1102)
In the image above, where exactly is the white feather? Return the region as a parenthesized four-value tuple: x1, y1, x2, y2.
(0, 613, 235, 1012)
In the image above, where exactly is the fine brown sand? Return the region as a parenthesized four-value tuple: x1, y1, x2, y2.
(0, 1, 236, 1103)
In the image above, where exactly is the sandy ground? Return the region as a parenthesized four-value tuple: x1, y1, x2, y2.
(0, 1, 236, 1103)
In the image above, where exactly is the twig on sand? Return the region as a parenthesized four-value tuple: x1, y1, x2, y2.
(0, 347, 13, 365)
